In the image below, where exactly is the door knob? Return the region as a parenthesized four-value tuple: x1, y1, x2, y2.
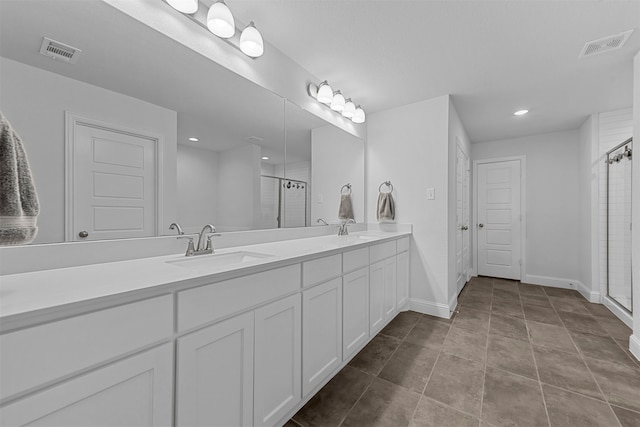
(478, 224, 484, 228)
(461, 225, 468, 231)
(78, 231, 89, 238)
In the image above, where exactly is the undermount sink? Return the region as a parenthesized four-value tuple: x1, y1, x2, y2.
(167, 251, 273, 270)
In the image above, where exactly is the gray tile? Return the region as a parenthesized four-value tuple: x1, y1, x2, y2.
(520, 293, 552, 308)
(557, 311, 608, 336)
(548, 296, 591, 315)
(342, 378, 420, 427)
(453, 308, 490, 333)
(283, 419, 302, 427)
(378, 342, 439, 393)
(493, 280, 519, 294)
(523, 304, 563, 326)
(593, 316, 633, 341)
(489, 313, 529, 342)
(527, 320, 578, 353)
(422, 313, 455, 325)
(491, 298, 524, 319)
(293, 365, 373, 427)
(570, 330, 638, 368)
(380, 311, 422, 340)
(543, 287, 582, 299)
(404, 318, 451, 351)
(349, 334, 402, 375)
(518, 283, 546, 296)
(542, 384, 619, 427)
(460, 294, 492, 312)
(612, 405, 640, 427)
(533, 345, 604, 400)
(442, 325, 487, 363)
(465, 286, 493, 297)
(410, 397, 479, 427)
(486, 334, 537, 379)
(614, 338, 640, 368)
(581, 302, 618, 319)
(482, 367, 548, 427)
(492, 289, 520, 302)
(424, 353, 484, 416)
(586, 357, 640, 412)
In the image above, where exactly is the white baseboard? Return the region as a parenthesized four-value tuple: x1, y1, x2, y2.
(524, 275, 600, 302)
(409, 298, 452, 319)
(449, 293, 458, 313)
(603, 297, 633, 329)
(575, 281, 601, 303)
(630, 335, 640, 362)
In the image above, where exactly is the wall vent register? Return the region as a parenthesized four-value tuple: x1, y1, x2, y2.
(39, 37, 82, 64)
(579, 29, 634, 58)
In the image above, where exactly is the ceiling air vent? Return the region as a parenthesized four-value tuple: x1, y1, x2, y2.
(579, 29, 634, 59)
(39, 37, 82, 64)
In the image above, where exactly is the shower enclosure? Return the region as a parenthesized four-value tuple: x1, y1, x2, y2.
(606, 137, 633, 313)
(260, 175, 308, 229)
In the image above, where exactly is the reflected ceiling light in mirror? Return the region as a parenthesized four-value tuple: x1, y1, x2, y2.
(352, 106, 365, 124)
(167, 0, 198, 14)
(316, 81, 333, 104)
(261, 156, 270, 160)
(514, 109, 529, 116)
(188, 137, 199, 142)
(330, 91, 345, 111)
(207, 0, 235, 38)
(240, 21, 264, 58)
(342, 99, 356, 118)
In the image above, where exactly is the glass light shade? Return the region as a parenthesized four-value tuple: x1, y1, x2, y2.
(342, 99, 356, 118)
(167, 0, 198, 13)
(330, 91, 345, 111)
(316, 81, 333, 104)
(240, 22, 264, 57)
(207, 1, 235, 38)
(352, 106, 365, 123)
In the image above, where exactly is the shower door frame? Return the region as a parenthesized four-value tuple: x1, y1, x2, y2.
(605, 137, 633, 314)
(261, 175, 309, 229)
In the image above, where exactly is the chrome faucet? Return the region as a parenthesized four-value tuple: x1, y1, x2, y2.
(317, 218, 328, 226)
(169, 222, 184, 235)
(178, 224, 221, 257)
(337, 219, 356, 236)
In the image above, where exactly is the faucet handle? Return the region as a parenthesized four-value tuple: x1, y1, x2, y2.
(205, 233, 222, 251)
(177, 236, 196, 256)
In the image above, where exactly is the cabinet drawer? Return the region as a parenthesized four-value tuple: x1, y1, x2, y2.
(178, 265, 300, 332)
(370, 241, 396, 264)
(397, 237, 410, 253)
(0, 295, 173, 401)
(343, 247, 369, 273)
(302, 254, 341, 288)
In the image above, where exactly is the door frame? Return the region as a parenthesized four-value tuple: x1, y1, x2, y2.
(472, 155, 527, 281)
(64, 112, 165, 242)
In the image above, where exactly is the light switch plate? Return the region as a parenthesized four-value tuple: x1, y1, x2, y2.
(426, 188, 435, 200)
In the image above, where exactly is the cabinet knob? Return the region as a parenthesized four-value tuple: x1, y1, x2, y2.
(78, 231, 89, 238)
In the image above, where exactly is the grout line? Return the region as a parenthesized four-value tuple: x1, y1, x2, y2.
(477, 277, 495, 424)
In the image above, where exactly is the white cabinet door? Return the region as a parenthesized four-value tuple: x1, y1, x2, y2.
(369, 260, 385, 335)
(176, 312, 254, 427)
(254, 294, 301, 427)
(384, 256, 398, 320)
(1, 344, 173, 427)
(302, 277, 342, 397)
(343, 267, 370, 360)
(396, 252, 410, 309)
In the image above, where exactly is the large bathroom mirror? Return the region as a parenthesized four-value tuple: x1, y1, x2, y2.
(0, 0, 364, 245)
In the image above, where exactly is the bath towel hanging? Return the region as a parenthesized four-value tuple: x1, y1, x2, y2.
(0, 112, 39, 245)
(338, 183, 354, 221)
(377, 181, 395, 222)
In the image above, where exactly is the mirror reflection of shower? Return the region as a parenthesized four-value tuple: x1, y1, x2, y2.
(606, 137, 633, 313)
(260, 175, 308, 229)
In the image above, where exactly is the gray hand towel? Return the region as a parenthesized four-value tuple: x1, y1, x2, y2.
(0, 112, 39, 245)
(338, 194, 355, 221)
(377, 192, 395, 222)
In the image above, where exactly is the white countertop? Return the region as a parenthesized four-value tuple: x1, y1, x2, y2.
(0, 231, 410, 331)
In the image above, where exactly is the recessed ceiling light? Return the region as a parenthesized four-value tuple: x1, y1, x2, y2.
(188, 137, 199, 142)
(261, 156, 269, 160)
(514, 109, 529, 116)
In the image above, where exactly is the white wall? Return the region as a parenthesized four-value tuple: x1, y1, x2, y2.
(311, 125, 365, 225)
(217, 144, 261, 231)
(631, 51, 640, 360)
(578, 115, 598, 297)
(177, 145, 219, 234)
(0, 57, 177, 244)
(367, 95, 451, 316)
(448, 99, 472, 306)
(471, 130, 581, 288)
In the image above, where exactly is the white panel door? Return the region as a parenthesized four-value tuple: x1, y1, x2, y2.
(369, 260, 385, 335)
(1, 344, 173, 427)
(477, 160, 521, 280)
(302, 278, 342, 397)
(396, 252, 410, 309)
(463, 150, 471, 282)
(254, 294, 301, 427)
(176, 312, 254, 427)
(343, 267, 370, 360)
(383, 256, 397, 321)
(72, 123, 156, 241)
(456, 143, 471, 292)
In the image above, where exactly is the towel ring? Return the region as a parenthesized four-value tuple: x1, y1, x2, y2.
(341, 183, 352, 195)
(379, 181, 393, 193)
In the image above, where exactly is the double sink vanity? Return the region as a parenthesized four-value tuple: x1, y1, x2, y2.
(0, 229, 411, 426)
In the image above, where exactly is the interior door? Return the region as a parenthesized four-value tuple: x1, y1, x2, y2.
(71, 123, 157, 241)
(477, 160, 521, 280)
(456, 143, 470, 291)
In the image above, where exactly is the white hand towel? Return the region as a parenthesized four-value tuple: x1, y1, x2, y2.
(377, 192, 395, 222)
(338, 194, 355, 221)
(0, 112, 39, 245)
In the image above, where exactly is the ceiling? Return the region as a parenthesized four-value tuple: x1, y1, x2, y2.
(227, 0, 640, 143)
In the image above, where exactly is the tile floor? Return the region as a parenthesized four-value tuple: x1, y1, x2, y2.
(286, 276, 640, 427)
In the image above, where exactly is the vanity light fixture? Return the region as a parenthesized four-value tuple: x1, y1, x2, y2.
(307, 81, 366, 124)
(240, 21, 264, 58)
(167, 0, 198, 14)
(188, 137, 199, 142)
(514, 109, 529, 116)
(207, 0, 235, 38)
